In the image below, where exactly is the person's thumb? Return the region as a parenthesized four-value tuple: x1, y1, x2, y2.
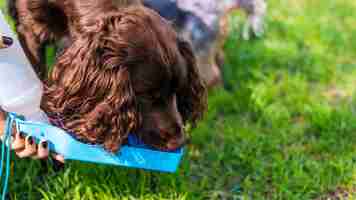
(0, 35, 13, 49)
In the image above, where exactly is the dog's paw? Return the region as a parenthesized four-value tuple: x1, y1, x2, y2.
(250, 14, 265, 37)
(242, 14, 265, 40)
(240, 0, 267, 40)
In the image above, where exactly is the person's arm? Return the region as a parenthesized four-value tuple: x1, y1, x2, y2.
(0, 34, 63, 162)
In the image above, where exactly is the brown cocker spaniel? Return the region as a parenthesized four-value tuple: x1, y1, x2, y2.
(7, 0, 207, 152)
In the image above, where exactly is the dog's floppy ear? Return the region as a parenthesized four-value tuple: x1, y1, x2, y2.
(176, 37, 207, 126)
(44, 33, 138, 152)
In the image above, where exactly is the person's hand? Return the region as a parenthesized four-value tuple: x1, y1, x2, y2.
(0, 34, 13, 49)
(0, 108, 64, 163)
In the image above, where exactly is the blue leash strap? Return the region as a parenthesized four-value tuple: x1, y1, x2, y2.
(0, 113, 15, 200)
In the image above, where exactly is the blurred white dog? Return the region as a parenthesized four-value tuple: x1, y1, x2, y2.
(239, 0, 268, 39)
(176, 0, 267, 39)
(144, 0, 267, 87)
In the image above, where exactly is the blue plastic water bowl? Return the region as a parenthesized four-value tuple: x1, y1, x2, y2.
(11, 113, 184, 173)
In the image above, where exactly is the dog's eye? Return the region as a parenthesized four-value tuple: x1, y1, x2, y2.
(140, 91, 159, 102)
(151, 92, 161, 101)
(149, 92, 168, 106)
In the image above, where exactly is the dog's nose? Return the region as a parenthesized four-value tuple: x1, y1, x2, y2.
(175, 124, 182, 133)
(165, 123, 185, 149)
(166, 135, 185, 150)
(173, 123, 184, 136)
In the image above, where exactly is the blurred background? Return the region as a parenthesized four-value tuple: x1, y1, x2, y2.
(1, 0, 356, 199)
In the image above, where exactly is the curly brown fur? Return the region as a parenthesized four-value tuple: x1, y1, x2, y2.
(6, 0, 141, 80)
(7, 0, 65, 79)
(37, 4, 206, 152)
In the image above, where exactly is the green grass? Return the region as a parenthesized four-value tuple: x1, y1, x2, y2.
(1, 0, 356, 199)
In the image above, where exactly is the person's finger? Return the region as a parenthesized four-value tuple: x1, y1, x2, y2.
(12, 132, 25, 151)
(16, 136, 37, 158)
(0, 35, 13, 49)
(0, 108, 7, 137)
(52, 153, 65, 164)
(33, 141, 49, 159)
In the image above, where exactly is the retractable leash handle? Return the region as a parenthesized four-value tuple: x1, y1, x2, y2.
(8, 113, 184, 173)
(0, 111, 184, 199)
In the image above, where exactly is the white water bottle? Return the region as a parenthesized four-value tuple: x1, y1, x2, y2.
(0, 11, 48, 123)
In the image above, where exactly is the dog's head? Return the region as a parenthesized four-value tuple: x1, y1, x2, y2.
(43, 6, 207, 152)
